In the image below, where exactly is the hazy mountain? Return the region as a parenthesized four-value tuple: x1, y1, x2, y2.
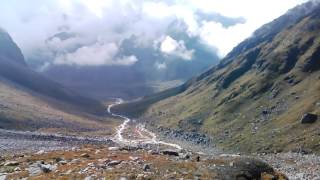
(0, 29, 114, 131)
(115, 1, 320, 153)
(25, 14, 221, 100)
(0, 28, 26, 66)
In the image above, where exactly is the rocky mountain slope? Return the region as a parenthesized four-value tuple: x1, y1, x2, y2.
(0, 29, 117, 132)
(115, 1, 320, 154)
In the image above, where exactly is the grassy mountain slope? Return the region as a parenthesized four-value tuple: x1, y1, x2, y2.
(0, 77, 118, 134)
(119, 1, 320, 153)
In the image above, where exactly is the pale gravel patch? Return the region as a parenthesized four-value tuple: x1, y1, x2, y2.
(259, 153, 320, 180)
(0, 129, 115, 155)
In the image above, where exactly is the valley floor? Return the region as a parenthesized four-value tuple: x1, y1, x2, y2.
(0, 99, 319, 179)
(1, 126, 320, 179)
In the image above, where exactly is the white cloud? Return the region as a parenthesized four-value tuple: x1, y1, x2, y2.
(198, 21, 253, 57)
(0, 0, 308, 66)
(54, 42, 137, 66)
(155, 62, 167, 70)
(160, 36, 194, 60)
(143, 2, 173, 19)
(183, 0, 308, 56)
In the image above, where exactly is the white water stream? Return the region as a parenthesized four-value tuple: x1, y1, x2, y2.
(107, 98, 181, 149)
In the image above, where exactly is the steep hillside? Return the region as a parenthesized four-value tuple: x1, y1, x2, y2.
(0, 28, 26, 66)
(0, 29, 117, 132)
(0, 78, 118, 134)
(120, 1, 320, 153)
(0, 29, 106, 116)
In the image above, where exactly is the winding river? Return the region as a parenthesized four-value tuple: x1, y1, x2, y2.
(107, 98, 181, 149)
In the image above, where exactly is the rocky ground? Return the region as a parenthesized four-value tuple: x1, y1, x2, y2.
(154, 128, 320, 180)
(1, 128, 320, 179)
(0, 129, 115, 155)
(0, 144, 287, 180)
(259, 152, 320, 180)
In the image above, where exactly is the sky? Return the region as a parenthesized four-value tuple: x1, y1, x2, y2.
(0, 0, 308, 67)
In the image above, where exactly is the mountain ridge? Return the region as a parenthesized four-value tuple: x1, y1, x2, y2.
(113, 1, 320, 154)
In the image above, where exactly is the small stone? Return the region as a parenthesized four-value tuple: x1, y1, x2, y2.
(107, 160, 122, 166)
(129, 156, 140, 161)
(4, 161, 19, 166)
(108, 147, 120, 151)
(14, 167, 21, 171)
(161, 149, 180, 156)
(80, 153, 90, 158)
(87, 162, 95, 167)
(39, 164, 56, 173)
(262, 110, 269, 115)
(143, 164, 151, 171)
(59, 160, 67, 165)
(55, 157, 64, 163)
(71, 159, 81, 164)
(196, 156, 200, 162)
(300, 113, 318, 124)
(36, 150, 45, 155)
(179, 153, 191, 160)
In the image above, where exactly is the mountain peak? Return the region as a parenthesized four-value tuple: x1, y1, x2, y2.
(0, 27, 27, 66)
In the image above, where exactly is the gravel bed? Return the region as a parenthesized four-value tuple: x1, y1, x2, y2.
(260, 152, 320, 179)
(0, 129, 115, 154)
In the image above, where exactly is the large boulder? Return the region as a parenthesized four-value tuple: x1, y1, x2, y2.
(300, 113, 318, 124)
(209, 157, 284, 180)
(160, 149, 180, 156)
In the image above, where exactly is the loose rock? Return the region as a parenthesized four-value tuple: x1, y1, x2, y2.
(107, 160, 122, 167)
(300, 113, 318, 124)
(143, 164, 151, 171)
(108, 147, 120, 151)
(39, 164, 56, 173)
(80, 153, 90, 158)
(4, 161, 19, 166)
(161, 149, 180, 156)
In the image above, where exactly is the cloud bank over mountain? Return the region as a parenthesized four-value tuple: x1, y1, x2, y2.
(0, 0, 307, 69)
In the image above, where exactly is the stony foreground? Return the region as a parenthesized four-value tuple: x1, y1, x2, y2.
(1, 128, 320, 179)
(0, 145, 287, 180)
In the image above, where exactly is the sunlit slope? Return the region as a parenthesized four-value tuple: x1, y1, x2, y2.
(135, 1, 320, 153)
